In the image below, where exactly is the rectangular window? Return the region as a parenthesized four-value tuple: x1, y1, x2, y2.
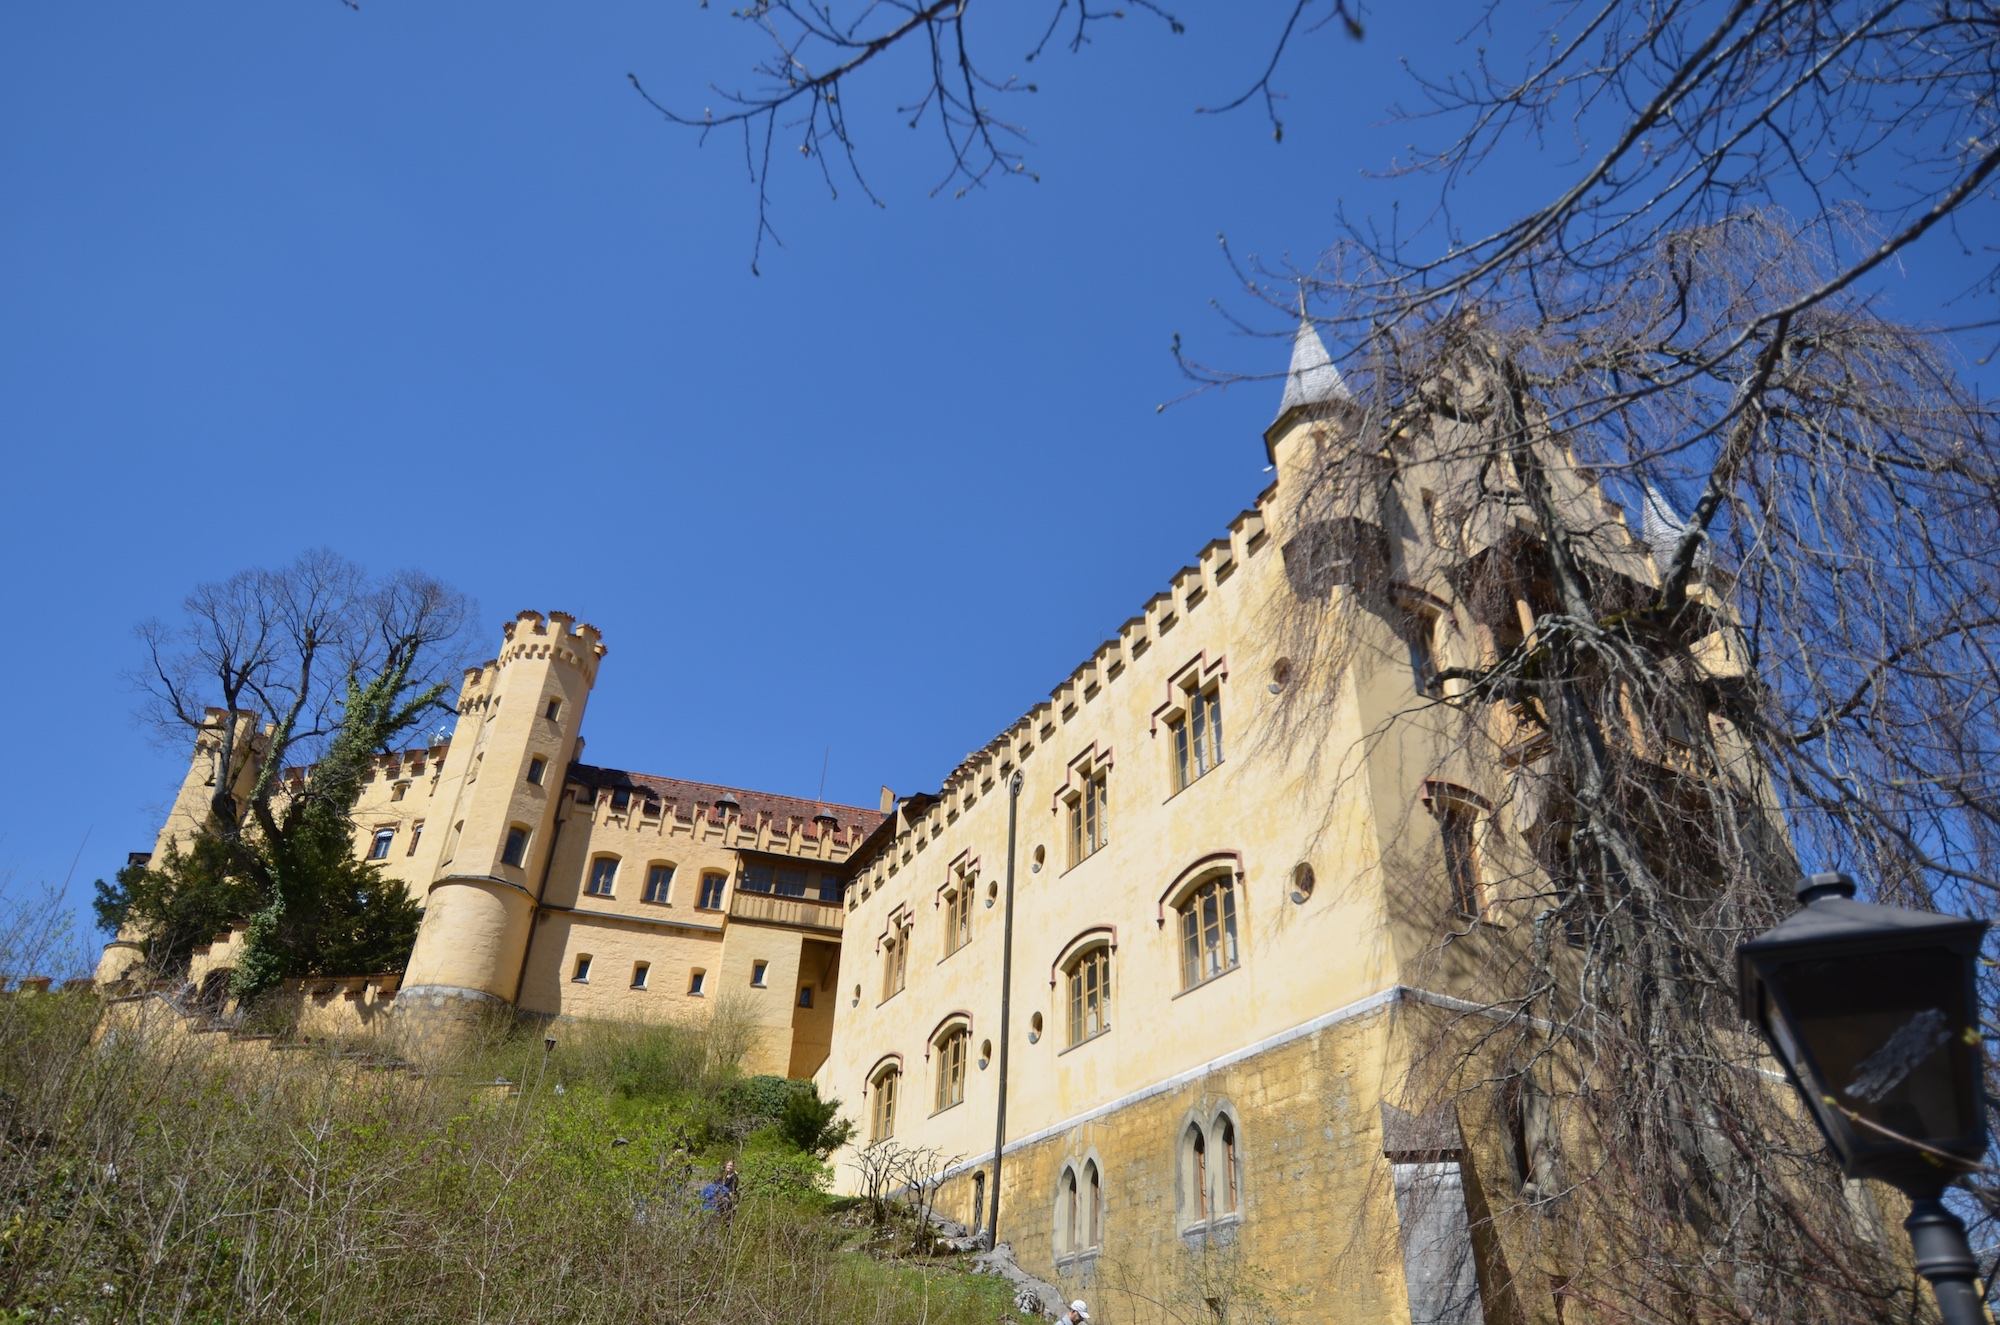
(586, 857, 618, 897)
(1067, 771, 1109, 866)
(751, 960, 769, 987)
(798, 986, 814, 1008)
(774, 867, 808, 897)
(1178, 877, 1240, 989)
(883, 924, 910, 1001)
(390, 782, 407, 802)
(572, 954, 592, 983)
(501, 826, 530, 868)
(1441, 801, 1483, 917)
(611, 789, 631, 812)
(742, 864, 775, 894)
(1067, 948, 1112, 1045)
(643, 864, 674, 904)
(369, 828, 394, 860)
(527, 757, 547, 785)
(944, 883, 973, 955)
(697, 872, 727, 910)
(817, 872, 845, 902)
(545, 697, 562, 721)
(408, 821, 424, 854)
(1172, 686, 1225, 790)
(631, 962, 650, 990)
(688, 968, 706, 996)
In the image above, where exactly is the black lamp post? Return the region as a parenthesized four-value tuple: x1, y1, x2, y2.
(1738, 872, 1991, 1324)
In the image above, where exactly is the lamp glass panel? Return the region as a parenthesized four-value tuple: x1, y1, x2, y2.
(1768, 945, 1974, 1146)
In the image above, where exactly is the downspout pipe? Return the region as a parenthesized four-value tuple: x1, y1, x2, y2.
(987, 770, 1024, 1245)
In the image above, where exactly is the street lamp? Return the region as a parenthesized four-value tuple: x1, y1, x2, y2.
(1738, 871, 1990, 1324)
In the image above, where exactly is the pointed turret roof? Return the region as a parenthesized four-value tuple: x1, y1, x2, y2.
(1275, 317, 1352, 419)
(1642, 482, 1712, 572)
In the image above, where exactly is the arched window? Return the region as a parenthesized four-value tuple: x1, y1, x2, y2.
(934, 1026, 968, 1112)
(1057, 1166, 1079, 1254)
(1065, 945, 1112, 1046)
(1188, 1126, 1209, 1220)
(643, 862, 675, 904)
(1217, 1115, 1239, 1215)
(869, 1066, 900, 1143)
(586, 856, 619, 897)
(1085, 1160, 1102, 1249)
(1177, 874, 1240, 989)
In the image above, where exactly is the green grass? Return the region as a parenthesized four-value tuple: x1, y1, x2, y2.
(0, 991, 1019, 1324)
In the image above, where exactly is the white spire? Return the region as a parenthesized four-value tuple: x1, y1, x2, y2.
(1642, 482, 1711, 571)
(1276, 317, 1352, 419)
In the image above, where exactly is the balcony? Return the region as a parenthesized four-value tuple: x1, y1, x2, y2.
(728, 889, 845, 933)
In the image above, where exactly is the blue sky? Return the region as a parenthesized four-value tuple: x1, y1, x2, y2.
(1, 4, 1983, 936)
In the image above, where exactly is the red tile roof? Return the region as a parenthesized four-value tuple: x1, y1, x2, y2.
(567, 763, 887, 844)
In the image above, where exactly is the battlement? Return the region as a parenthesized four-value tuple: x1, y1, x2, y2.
(855, 493, 1274, 877)
(565, 763, 886, 855)
(458, 609, 608, 710)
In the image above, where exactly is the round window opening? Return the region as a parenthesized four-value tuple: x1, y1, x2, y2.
(850, 983, 862, 1007)
(1291, 862, 1316, 904)
(1270, 657, 1294, 693)
(986, 880, 999, 908)
(1028, 1012, 1044, 1044)
(1031, 845, 1046, 874)
(978, 1039, 993, 1069)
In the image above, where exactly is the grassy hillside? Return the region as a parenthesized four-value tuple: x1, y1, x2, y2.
(0, 986, 1018, 1324)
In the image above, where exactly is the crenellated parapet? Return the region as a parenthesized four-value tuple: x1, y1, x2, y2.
(564, 765, 884, 863)
(848, 496, 1274, 897)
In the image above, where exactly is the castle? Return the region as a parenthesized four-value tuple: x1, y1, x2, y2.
(97, 322, 1725, 1324)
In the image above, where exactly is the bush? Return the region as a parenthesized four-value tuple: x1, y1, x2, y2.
(779, 1082, 857, 1157)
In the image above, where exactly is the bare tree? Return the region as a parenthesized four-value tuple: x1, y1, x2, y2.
(111, 552, 474, 980)
(130, 551, 472, 858)
(657, 1, 1995, 337)
(1254, 211, 1999, 1320)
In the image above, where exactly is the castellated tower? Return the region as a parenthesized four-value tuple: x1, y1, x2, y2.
(396, 610, 605, 1036)
(94, 707, 266, 986)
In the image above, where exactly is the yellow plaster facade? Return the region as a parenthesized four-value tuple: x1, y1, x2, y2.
(100, 324, 1741, 1322)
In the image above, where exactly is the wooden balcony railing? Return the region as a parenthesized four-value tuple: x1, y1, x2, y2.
(728, 889, 845, 933)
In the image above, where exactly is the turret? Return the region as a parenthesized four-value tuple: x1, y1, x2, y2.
(396, 610, 606, 1038)
(1262, 317, 1358, 487)
(93, 707, 265, 986)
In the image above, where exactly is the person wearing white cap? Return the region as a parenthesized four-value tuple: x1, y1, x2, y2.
(1060, 1301, 1090, 1323)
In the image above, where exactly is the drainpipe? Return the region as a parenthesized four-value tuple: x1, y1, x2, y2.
(987, 770, 1024, 1245)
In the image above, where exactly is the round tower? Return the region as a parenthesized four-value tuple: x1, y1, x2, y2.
(396, 610, 605, 1043)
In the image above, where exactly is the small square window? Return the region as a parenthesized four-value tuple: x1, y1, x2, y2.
(631, 962, 650, 990)
(527, 757, 547, 785)
(545, 697, 562, 721)
(501, 826, 530, 868)
(751, 961, 769, 988)
(572, 954, 593, 983)
(611, 789, 631, 812)
(368, 828, 394, 860)
(688, 968, 707, 996)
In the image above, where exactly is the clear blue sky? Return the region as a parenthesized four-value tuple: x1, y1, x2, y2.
(0, 4, 1979, 936)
